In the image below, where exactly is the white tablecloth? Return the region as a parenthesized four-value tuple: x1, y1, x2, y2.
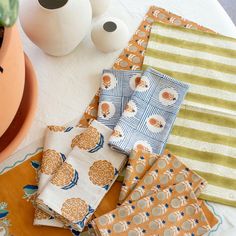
(1, 0, 236, 235)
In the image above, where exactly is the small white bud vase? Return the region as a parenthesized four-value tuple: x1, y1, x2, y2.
(90, 0, 111, 17)
(19, 0, 92, 56)
(91, 17, 129, 53)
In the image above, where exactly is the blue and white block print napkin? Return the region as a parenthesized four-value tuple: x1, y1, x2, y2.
(97, 69, 142, 129)
(109, 67, 189, 155)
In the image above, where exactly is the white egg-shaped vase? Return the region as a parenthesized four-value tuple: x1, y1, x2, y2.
(91, 17, 129, 53)
(19, 0, 92, 56)
(90, 0, 111, 17)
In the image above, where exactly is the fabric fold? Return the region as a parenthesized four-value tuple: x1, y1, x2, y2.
(92, 181, 212, 236)
(91, 150, 218, 236)
(34, 125, 85, 227)
(98, 70, 142, 129)
(109, 67, 189, 155)
(36, 120, 127, 232)
(118, 149, 159, 205)
(122, 150, 206, 205)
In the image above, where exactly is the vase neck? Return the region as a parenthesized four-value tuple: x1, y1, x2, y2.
(38, 0, 68, 10)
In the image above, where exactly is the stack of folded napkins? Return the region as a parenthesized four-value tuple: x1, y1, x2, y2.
(91, 150, 217, 236)
(34, 67, 218, 235)
(31, 3, 236, 234)
(35, 121, 127, 233)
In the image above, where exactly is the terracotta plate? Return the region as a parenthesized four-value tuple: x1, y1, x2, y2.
(0, 54, 38, 163)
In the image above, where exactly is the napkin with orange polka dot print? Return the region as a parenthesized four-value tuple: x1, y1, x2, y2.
(36, 120, 127, 232)
(92, 181, 212, 236)
(34, 125, 86, 228)
(108, 67, 189, 155)
(98, 70, 142, 129)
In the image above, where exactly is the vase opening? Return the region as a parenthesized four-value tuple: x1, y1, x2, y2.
(103, 21, 117, 32)
(38, 0, 68, 10)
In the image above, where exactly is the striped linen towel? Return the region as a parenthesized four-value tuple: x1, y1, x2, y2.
(97, 70, 142, 129)
(143, 22, 236, 207)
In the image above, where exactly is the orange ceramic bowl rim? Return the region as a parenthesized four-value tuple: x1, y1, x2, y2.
(0, 54, 38, 163)
(0, 24, 25, 137)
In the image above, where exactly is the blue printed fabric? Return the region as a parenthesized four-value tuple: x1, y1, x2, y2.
(108, 67, 189, 155)
(97, 69, 143, 129)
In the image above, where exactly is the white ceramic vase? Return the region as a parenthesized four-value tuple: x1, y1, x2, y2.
(90, 0, 111, 17)
(91, 17, 129, 53)
(19, 0, 92, 56)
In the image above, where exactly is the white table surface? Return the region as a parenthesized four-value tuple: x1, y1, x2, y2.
(1, 0, 236, 235)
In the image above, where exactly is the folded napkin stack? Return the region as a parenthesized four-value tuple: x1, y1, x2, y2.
(91, 150, 218, 236)
(119, 150, 206, 206)
(34, 66, 218, 235)
(108, 68, 188, 155)
(31, 4, 236, 235)
(92, 181, 212, 236)
(34, 125, 85, 228)
(36, 121, 126, 231)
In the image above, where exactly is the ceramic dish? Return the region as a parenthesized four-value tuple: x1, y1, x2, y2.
(0, 54, 38, 163)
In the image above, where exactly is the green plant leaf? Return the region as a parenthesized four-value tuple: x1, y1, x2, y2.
(0, 0, 19, 27)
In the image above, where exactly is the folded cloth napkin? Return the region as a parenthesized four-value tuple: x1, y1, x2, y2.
(143, 21, 236, 207)
(97, 70, 143, 129)
(117, 150, 219, 229)
(91, 181, 212, 236)
(34, 125, 85, 227)
(123, 150, 206, 205)
(118, 149, 159, 205)
(36, 120, 127, 232)
(108, 67, 189, 155)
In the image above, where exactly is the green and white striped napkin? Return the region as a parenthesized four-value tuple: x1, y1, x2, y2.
(143, 22, 236, 207)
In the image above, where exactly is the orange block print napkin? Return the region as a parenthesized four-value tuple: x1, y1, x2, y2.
(117, 149, 218, 228)
(118, 150, 218, 230)
(123, 150, 206, 205)
(78, 6, 214, 128)
(118, 150, 159, 205)
(92, 181, 212, 236)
